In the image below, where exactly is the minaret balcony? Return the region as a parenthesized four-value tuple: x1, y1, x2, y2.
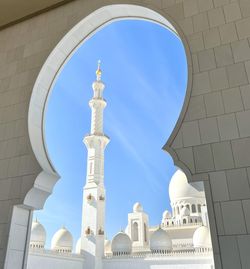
(83, 134, 110, 148)
(89, 98, 106, 109)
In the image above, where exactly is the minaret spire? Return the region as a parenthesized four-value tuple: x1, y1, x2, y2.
(81, 62, 110, 269)
(96, 60, 102, 81)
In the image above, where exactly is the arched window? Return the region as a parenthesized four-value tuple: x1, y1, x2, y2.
(183, 219, 186, 224)
(132, 222, 139, 241)
(177, 207, 180, 214)
(192, 204, 196, 213)
(190, 219, 193, 223)
(198, 204, 201, 213)
(195, 219, 198, 223)
(144, 223, 147, 242)
(186, 204, 190, 211)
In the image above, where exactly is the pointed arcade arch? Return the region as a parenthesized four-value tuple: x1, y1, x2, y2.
(27, 3, 192, 215)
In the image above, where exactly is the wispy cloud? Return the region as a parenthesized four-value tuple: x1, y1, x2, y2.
(106, 112, 165, 193)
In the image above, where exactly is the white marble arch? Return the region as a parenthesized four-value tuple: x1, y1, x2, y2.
(15, 4, 203, 269)
(26, 3, 193, 211)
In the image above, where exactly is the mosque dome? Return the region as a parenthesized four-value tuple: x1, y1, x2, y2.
(133, 202, 143, 213)
(180, 206, 190, 217)
(169, 170, 205, 202)
(75, 238, 81, 254)
(193, 226, 212, 249)
(150, 228, 172, 252)
(30, 219, 46, 248)
(105, 239, 112, 254)
(162, 210, 171, 219)
(111, 232, 132, 255)
(51, 226, 73, 252)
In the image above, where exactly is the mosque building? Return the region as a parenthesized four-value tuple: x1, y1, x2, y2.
(27, 63, 214, 269)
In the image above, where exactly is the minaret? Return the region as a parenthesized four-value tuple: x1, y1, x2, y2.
(81, 61, 110, 269)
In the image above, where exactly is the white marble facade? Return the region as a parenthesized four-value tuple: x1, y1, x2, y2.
(27, 170, 214, 269)
(27, 66, 214, 269)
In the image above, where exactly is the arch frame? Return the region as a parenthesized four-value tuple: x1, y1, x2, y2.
(26, 3, 193, 210)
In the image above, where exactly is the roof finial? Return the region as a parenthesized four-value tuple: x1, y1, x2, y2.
(96, 60, 102, 81)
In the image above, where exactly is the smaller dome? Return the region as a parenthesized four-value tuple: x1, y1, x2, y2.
(111, 232, 132, 255)
(180, 206, 190, 217)
(30, 219, 46, 248)
(193, 226, 212, 249)
(105, 239, 112, 254)
(75, 238, 81, 254)
(162, 210, 171, 219)
(51, 226, 73, 253)
(169, 170, 205, 203)
(150, 228, 172, 252)
(133, 202, 143, 213)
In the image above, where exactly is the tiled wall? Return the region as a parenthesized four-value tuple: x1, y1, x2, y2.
(167, 0, 250, 268)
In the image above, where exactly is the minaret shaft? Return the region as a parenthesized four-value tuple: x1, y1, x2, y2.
(81, 62, 109, 269)
(84, 135, 109, 185)
(89, 99, 106, 134)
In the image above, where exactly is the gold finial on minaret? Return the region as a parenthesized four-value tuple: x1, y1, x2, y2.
(96, 60, 102, 81)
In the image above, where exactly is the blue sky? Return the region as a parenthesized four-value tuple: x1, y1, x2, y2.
(34, 19, 187, 247)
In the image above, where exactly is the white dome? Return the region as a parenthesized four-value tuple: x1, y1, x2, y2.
(30, 219, 46, 248)
(193, 226, 212, 249)
(162, 210, 171, 219)
(169, 170, 205, 203)
(180, 206, 190, 217)
(75, 238, 81, 254)
(105, 239, 112, 253)
(150, 228, 172, 252)
(51, 227, 73, 252)
(111, 232, 132, 254)
(133, 202, 143, 213)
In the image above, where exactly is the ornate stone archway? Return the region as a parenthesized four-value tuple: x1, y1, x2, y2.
(27, 4, 193, 212)
(2, 4, 195, 269)
(1, 1, 250, 269)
